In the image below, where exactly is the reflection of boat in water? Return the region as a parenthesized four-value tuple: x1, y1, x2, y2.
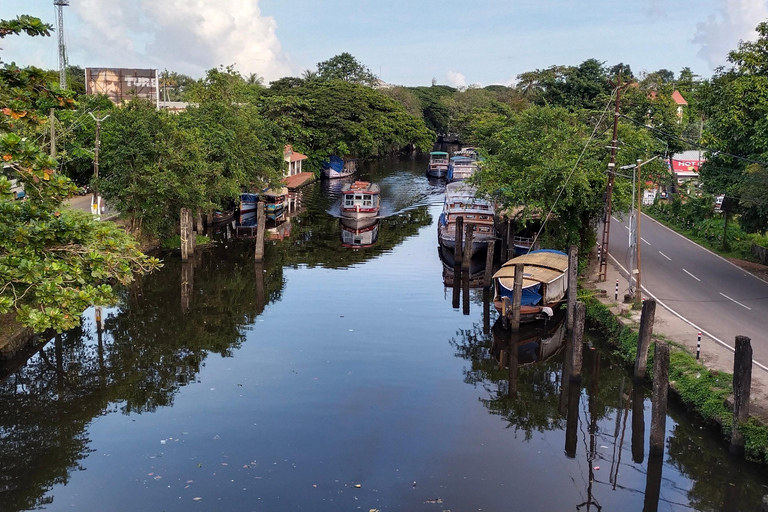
(263, 187, 288, 221)
(322, 155, 357, 179)
(341, 181, 381, 220)
(491, 307, 567, 366)
(492, 249, 569, 323)
(340, 217, 379, 248)
(438, 182, 496, 257)
(438, 245, 486, 287)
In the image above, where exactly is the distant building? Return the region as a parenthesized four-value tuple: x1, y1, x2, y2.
(669, 150, 705, 183)
(671, 90, 688, 122)
(284, 145, 308, 177)
(158, 101, 189, 113)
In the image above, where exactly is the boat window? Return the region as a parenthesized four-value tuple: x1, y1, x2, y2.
(363, 194, 372, 206)
(344, 196, 355, 207)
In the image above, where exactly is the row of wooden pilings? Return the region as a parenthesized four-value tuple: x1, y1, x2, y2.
(180, 205, 267, 262)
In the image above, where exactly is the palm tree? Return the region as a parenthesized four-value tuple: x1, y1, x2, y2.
(301, 69, 318, 81)
(246, 72, 264, 86)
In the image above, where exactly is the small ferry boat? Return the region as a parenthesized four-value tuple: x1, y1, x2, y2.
(237, 193, 259, 224)
(340, 217, 379, 248)
(341, 181, 381, 220)
(492, 249, 569, 323)
(437, 182, 495, 256)
(322, 155, 357, 179)
(427, 151, 450, 178)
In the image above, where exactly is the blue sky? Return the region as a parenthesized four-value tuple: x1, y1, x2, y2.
(1, 0, 766, 86)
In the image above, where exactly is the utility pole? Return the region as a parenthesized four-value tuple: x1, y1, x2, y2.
(636, 158, 643, 302)
(598, 74, 624, 281)
(54, 0, 70, 90)
(49, 109, 56, 158)
(89, 113, 110, 218)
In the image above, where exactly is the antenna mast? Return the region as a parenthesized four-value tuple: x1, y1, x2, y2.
(54, 0, 69, 89)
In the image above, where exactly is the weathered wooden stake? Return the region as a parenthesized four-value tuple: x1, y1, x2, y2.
(649, 342, 669, 456)
(452, 262, 461, 309)
(195, 209, 204, 233)
(506, 219, 516, 262)
(570, 302, 585, 380)
(634, 299, 657, 379)
(484, 239, 496, 288)
(558, 336, 572, 416)
(564, 372, 580, 458)
(643, 453, 664, 512)
(255, 262, 266, 315)
(631, 382, 645, 464)
(567, 244, 578, 331)
(501, 296, 510, 330)
(181, 260, 193, 313)
(463, 224, 474, 271)
(180, 207, 193, 261)
(254, 201, 266, 262)
(731, 335, 753, 455)
(508, 332, 519, 399)
(510, 263, 524, 332)
(454, 216, 464, 267)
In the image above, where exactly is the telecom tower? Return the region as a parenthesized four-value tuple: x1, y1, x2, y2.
(54, 0, 69, 89)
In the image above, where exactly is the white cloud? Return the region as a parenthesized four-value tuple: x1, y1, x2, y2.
(70, 0, 292, 80)
(445, 70, 466, 88)
(693, 0, 768, 69)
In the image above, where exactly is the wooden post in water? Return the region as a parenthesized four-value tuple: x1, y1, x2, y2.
(501, 296, 510, 329)
(454, 216, 464, 268)
(506, 219, 516, 262)
(649, 342, 669, 456)
(181, 260, 193, 313)
(462, 225, 474, 315)
(483, 287, 491, 335)
(558, 336, 572, 416)
(564, 344, 581, 458)
(180, 207, 193, 261)
(631, 382, 645, 464)
(195, 209, 204, 234)
(510, 263, 524, 332)
(571, 302, 585, 380)
(508, 332, 519, 399)
(484, 239, 496, 289)
(634, 299, 657, 379)
(254, 201, 266, 262)
(731, 335, 753, 455)
(567, 244, 578, 332)
(643, 452, 664, 512)
(255, 262, 266, 315)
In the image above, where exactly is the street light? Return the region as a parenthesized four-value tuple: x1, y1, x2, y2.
(621, 155, 661, 302)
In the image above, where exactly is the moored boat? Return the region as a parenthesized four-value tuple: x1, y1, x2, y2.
(237, 193, 259, 224)
(340, 181, 381, 220)
(492, 249, 569, 323)
(263, 187, 288, 221)
(427, 151, 449, 178)
(447, 155, 478, 181)
(322, 155, 357, 179)
(437, 182, 496, 256)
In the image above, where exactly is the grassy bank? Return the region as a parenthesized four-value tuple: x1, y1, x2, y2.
(583, 292, 768, 464)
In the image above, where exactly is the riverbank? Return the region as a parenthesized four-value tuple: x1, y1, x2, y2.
(585, 253, 768, 464)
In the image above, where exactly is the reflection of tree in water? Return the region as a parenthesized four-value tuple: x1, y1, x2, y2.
(0, 242, 284, 510)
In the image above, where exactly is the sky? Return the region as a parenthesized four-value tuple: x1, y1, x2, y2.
(1, 0, 767, 87)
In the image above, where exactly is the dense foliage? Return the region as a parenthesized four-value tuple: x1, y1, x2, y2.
(0, 15, 159, 333)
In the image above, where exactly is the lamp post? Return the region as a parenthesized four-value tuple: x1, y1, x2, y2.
(621, 155, 661, 302)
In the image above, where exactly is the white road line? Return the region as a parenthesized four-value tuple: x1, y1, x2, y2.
(659, 251, 671, 261)
(682, 269, 701, 282)
(608, 253, 768, 373)
(642, 212, 768, 286)
(720, 292, 752, 310)
(641, 237, 650, 246)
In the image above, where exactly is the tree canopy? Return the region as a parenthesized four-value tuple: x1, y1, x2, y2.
(315, 52, 378, 86)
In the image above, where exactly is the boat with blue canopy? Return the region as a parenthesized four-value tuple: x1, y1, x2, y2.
(427, 151, 450, 178)
(322, 156, 357, 179)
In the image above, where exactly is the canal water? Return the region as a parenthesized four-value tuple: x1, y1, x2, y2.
(2, 154, 768, 511)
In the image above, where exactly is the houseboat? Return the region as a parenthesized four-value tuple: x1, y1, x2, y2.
(322, 155, 357, 179)
(492, 249, 569, 323)
(340, 217, 379, 249)
(427, 151, 450, 178)
(340, 181, 381, 220)
(437, 182, 496, 256)
(263, 187, 288, 221)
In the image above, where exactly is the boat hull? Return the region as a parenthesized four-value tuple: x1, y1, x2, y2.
(341, 208, 379, 220)
(323, 168, 356, 179)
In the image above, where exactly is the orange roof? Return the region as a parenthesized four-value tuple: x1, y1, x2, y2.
(284, 144, 308, 162)
(289, 152, 307, 162)
(672, 90, 688, 105)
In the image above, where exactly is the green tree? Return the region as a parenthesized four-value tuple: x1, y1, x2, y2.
(316, 52, 378, 86)
(0, 15, 159, 333)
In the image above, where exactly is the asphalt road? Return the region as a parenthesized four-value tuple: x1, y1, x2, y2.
(608, 212, 768, 370)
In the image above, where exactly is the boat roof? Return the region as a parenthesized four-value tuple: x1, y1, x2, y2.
(430, 151, 449, 156)
(342, 181, 380, 193)
(493, 250, 568, 285)
(451, 155, 475, 161)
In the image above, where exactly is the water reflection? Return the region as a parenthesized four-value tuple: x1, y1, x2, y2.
(339, 217, 379, 249)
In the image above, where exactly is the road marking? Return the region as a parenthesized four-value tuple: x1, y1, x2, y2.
(624, 225, 629, 231)
(683, 269, 701, 282)
(642, 212, 768, 286)
(658, 251, 671, 261)
(608, 253, 768, 373)
(641, 237, 650, 246)
(720, 292, 752, 310)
